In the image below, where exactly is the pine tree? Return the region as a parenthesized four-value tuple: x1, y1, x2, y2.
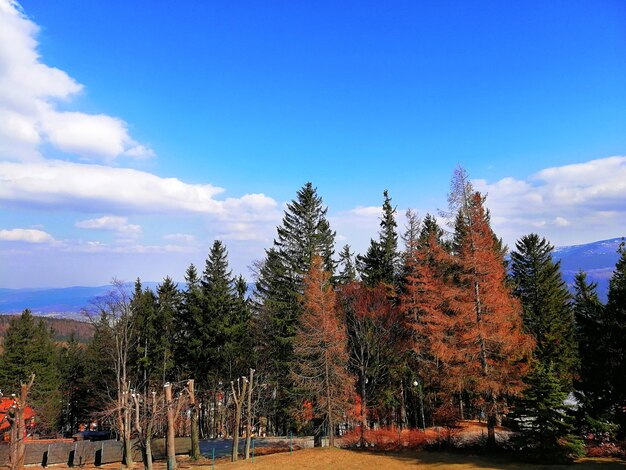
(572, 271, 612, 430)
(605, 242, 626, 434)
(155, 277, 180, 382)
(513, 362, 583, 461)
(254, 183, 336, 434)
(130, 279, 159, 388)
(292, 257, 354, 446)
(202, 240, 237, 383)
(357, 190, 399, 287)
(337, 244, 357, 285)
(58, 332, 88, 434)
(275, 182, 336, 279)
(0, 309, 62, 432)
(175, 264, 205, 382)
(510, 234, 579, 390)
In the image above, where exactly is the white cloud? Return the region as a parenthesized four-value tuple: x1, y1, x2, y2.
(76, 215, 142, 236)
(163, 233, 196, 243)
(0, 228, 55, 243)
(474, 156, 626, 246)
(0, 0, 152, 162)
(0, 159, 278, 220)
(348, 206, 383, 217)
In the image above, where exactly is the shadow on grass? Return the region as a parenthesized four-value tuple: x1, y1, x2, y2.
(352, 448, 626, 469)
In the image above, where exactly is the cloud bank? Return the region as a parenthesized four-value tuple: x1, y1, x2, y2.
(0, 0, 153, 162)
(474, 156, 626, 246)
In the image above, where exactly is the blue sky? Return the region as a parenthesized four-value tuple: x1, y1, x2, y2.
(1, 0, 625, 288)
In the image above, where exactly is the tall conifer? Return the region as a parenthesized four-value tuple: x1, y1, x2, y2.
(510, 234, 578, 390)
(357, 190, 399, 287)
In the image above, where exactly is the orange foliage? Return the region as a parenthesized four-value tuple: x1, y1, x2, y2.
(293, 256, 354, 443)
(341, 426, 434, 450)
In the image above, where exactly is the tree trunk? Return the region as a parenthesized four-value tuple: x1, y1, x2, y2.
(164, 384, 177, 470)
(244, 370, 255, 459)
(360, 368, 367, 447)
(326, 360, 334, 447)
(487, 411, 497, 447)
(9, 375, 35, 470)
(231, 378, 248, 462)
(187, 380, 201, 460)
(123, 404, 133, 468)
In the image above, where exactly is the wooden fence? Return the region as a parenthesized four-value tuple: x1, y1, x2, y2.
(0, 437, 191, 467)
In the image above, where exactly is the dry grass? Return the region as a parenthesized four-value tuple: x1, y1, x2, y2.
(12, 447, 626, 470)
(205, 447, 626, 470)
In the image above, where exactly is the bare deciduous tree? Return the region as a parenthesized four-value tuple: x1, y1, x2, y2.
(84, 279, 137, 468)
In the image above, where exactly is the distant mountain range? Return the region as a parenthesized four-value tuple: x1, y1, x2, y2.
(0, 237, 623, 318)
(553, 237, 623, 302)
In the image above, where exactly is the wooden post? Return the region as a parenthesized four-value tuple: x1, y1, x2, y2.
(164, 383, 177, 470)
(244, 369, 255, 459)
(187, 380, 201, 460)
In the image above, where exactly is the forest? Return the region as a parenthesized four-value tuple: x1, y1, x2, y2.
(0, 167, 625, 464)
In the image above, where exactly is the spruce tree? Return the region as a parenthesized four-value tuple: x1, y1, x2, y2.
(275, 182, 336, 279)
(254, 183, 336, 434)
(513, 362, 583, 461)
(58, 332, 89, 434)
(202, 240, 237, 383)
(337, 244, 357, 285)
(510, 234, 579, 390)
(573, 271, 612, 430)
(605, 242, 626, 434)
(155, 277, 180, 382)
(130, 279, 158, 388)
(175, 264, 206, 384)
(0, 309, 62, 432)
(357, 190, 399, 287)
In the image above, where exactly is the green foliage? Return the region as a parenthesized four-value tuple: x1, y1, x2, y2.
(0, 309, 62, 432)
(337, 244, 357, 285)
(253, 183, 337, 434)
(512, 361, 582, 461)
(275, 182, 336, 280)
(357, 190, 399, 287)
(605, 241, 626, 434)
(58, 332, 89, 434)
(573, 271, 612, 426)
(510, 234, 579, 390)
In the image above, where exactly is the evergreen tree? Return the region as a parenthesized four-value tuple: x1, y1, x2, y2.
(357, 190, 399, 287)
(275, 182, 336, 279)
(0, 309, 61, 432)
(572, 271, 612, 430)
(510, 234, 579, 390)
(418, 213, 446, 250)
(130, 279, 159, 388)
(337, 244, 357, 285)
(58, 332, 89, 434)
(201, 240, 239, 383)
(513, 362, 583, 461)
(254, 183, 336, 433)
(253, 248, 299, 434)
(605, 242, 626, 434)
(155, 277, 180, 382)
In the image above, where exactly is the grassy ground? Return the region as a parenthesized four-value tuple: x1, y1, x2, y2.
(203, 447, 626, 469)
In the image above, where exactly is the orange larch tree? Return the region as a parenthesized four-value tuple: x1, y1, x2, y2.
(448, 190, 534, 446)
(292, 256, 354, 446)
